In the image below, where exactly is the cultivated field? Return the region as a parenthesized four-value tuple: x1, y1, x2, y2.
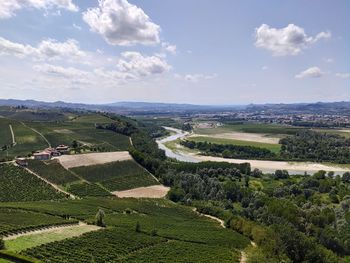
(0, 198, 249, 263)
(113, 185, 170, 198)
(4, 223, 101, 252)
(58, 151, 132, 169)
(71, 160, 159, 191)
(0, 164, 66, 202)
(188, 135, 281, 153)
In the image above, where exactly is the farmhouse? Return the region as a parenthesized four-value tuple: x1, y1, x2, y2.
(56, 145, 69, 154)
(33, 151, 51, 160)
(15, 157, 28, 167)
(45, 148, 61, 157)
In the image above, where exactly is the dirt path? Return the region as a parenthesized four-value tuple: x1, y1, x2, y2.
(24, 166, 77, 199)
(21, 122, 51, 148)
(3, 222, 92, 240)
(9, 124, 16, 146)
(192, 208, 225, 228)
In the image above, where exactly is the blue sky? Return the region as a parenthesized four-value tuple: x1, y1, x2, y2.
(0, 0, 349, 104)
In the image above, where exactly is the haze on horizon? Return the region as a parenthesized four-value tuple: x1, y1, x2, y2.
(0, 0, 349, 105)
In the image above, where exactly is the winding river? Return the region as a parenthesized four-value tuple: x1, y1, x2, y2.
(157, 127, 349, 175)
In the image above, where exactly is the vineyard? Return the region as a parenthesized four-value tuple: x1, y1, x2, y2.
(66, 182, 112, 197)
(28, 159, 79, 186)
(0, 208, 74, 237)
(17, 198, 249, 262)
(71, 161, 158, 191)
(0, 164, 67, 202)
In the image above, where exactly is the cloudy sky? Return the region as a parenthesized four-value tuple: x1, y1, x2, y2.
(0, 0, 349, 104)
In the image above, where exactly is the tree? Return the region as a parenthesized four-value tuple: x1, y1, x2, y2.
(167, 187, 185, 202)
(72, 140, 79, 149)
(95, 209, 106, 227)
(342, 172, 350, 183)
(244, 175, 250, 188)
(135, 221, 141, 232)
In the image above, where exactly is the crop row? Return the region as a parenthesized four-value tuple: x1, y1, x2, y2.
(0, 164, 66, 202)
(71, 161, 158, 191)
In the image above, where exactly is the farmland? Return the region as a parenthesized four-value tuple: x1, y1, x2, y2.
(4, 224, 101, 252)
(188, 136, 281, 153)
(28, 159, 79, 186)
(71, 160, 159, 191)
(7, 198, 248, 263)
(0, 120, 48, 160)
(0, 164, 67, 202)
(66, 181, 112, 197)
(58, 151, 132, 169)
(0, 208, 73, 237)
(0, 118, 13, 148)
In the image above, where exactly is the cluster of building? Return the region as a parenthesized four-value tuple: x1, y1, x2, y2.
(33, 145, 69, 161)
(15, 144, 69, 166)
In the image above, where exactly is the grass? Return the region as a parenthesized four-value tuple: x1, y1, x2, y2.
(5, 225, 99, 252)
(189, 136, 281, 153)
(194, 122, 304, 136)
(0, 164, 66, 202)
(70, 160, 159, 191)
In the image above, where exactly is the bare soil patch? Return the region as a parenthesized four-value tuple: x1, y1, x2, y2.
(113, 185, 170, 198)
(58, 151, 132, 169)
(53, 129, 73, 134)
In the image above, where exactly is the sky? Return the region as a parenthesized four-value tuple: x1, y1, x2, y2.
(0, 0, 349, 105)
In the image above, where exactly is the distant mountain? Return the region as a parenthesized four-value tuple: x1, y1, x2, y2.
(0, 99, 243, 113)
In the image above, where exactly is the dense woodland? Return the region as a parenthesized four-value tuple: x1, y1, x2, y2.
(280, 130, 350, 163)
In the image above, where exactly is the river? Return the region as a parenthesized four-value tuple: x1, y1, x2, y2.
(157, 127, 349, 175)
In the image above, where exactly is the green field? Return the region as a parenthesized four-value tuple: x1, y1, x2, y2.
(71, 161, 159, 191)
(0, 118, 13, 147)
(0, 164, 66, 202)
(28, 159, 80, 186)
(27, 121, 130, 151)
(0, 120, 48, 160)
(5, 224, 99, 252)
(66, 181, 112, 197)
(0, 208, 74, 237)
(189, 136, 281, 153)
(0, 198, 249, 263)
(195, 122, 304, 136)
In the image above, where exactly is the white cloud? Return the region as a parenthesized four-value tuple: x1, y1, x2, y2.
(324, 58, 334, 63)
(0, 37, 86, 61)
(175, 73, 217, 83)
(0, 0, 78, 19)
(162, 42, 177, 55)
(295, 67, 324, 79)
(33, 63, 88, 79)
(255, 24, 331, 56)
(83, 0, 160, 46)
(261, 66, 268, 70)
(117, 52, 171, 77)
(335, 73, 350, 79)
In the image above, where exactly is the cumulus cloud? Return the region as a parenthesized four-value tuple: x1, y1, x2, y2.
(255, 24, 331, 56)
(0, 0, 78, 19)
(0, 37, 85, 61)
(83, 0, 160, 46)
(117, 52, 171, 77)
(335, 73, 350, 79)
(295, 67, 324, 79)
